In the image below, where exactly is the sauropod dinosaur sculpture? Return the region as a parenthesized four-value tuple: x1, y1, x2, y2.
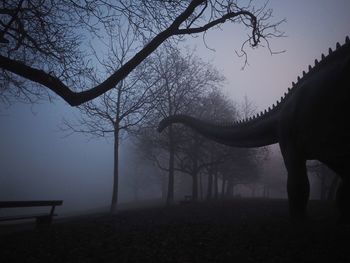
(158, 37, 350, 222)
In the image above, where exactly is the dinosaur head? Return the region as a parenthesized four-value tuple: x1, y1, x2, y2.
(157, 117, 169, 133)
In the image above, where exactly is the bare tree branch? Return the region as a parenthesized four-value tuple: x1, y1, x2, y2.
(1, 0, 283, 106)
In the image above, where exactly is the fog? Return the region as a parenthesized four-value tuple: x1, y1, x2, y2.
(1, 0, 349, 216)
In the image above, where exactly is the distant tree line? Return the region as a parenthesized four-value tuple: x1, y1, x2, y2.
(63, 40, 267, 211)
(133, 46, 268, 205)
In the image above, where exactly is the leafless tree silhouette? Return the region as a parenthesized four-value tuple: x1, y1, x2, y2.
(135, 45, 223, 205)
(62, 22, 157, 213)
(1, 0, 284, 106)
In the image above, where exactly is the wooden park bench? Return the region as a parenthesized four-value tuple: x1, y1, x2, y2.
(0, 200, 63, 226)
(179, 195, 193, 205)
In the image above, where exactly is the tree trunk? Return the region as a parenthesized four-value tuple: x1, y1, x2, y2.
(134, 185, 139, 202)
(199, 173, 203, 201)
(263, 185, 269, 198)
(192, 149, 199, 201)
(214, 170, 219, 199)
(226, 178, 234, 197)
(166, 126, 175, 205)
(221, 179, 226, 199)
(207, 171, 213, 200)
(167, 148, 175, 205)
(161, 175, 167, 201)
(192, 172, 198, 201)
(110, 129, 119, 213)
(251, 185, 256, 197)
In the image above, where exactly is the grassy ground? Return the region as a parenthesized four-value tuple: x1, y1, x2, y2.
(1, 199, 349, 263)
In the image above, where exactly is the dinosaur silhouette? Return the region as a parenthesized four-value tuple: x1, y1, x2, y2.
(158, 37, 350, 222)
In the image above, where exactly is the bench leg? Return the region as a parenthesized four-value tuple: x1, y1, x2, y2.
(36, 215, 52, 226)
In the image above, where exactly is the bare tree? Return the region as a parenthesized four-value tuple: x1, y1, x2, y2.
(175, 132, 205, 201)
(135, 46, 224, 205)
(193, 90, 238, 200)
(232, 95, 269, 196)
(222, 148, 262, 198)
(194, 91, 264, 200)
(240, 95, 258, 120)
(1, 0, 284, 106)
(62, 23, 156, 213)
(173, 89, 236, 201)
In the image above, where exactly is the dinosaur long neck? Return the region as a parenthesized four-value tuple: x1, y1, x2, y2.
(159, 37, 350, 149)
(159, 113, 279, 148)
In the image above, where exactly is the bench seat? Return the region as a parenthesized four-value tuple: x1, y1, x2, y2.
(0, 200, 63, 226)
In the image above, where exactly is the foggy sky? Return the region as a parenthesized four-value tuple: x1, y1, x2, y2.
(1, 0, 349, 214)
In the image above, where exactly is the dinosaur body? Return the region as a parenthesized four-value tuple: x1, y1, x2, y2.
(158, 37, 350, 222)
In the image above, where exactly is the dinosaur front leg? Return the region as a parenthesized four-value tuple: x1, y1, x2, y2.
(280, 144, 310, 221)
(321, 159, 350, 223)
(336, 178, 350, 224)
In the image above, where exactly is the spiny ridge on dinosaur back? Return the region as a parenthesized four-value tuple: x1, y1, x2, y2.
(232, 35, 350, 125)
(158, 36, 350, 130)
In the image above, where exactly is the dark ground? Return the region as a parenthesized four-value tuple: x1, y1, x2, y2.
(1, 199, 349, 263)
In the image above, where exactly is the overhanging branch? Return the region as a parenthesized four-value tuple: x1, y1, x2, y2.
(0, 0, 205, 106)
(0, 0, 266, 106)
(176, 10, 258, 46)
